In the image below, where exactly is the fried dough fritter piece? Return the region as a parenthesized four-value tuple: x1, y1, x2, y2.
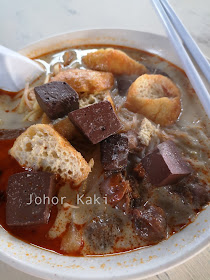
(126, 74, 181, 126)
(41, 113, 81, 141)
(82, 48, 148, 75)
(51, 68, 114, 94)
(79, 90, 115, 109)
(53, 117, 82, 141)
(10, 124, 91, 185)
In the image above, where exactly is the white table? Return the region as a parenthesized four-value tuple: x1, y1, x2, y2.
(0, 0, 209, 279)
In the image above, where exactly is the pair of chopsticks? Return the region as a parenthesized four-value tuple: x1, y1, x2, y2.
(151, 0, 210, 119)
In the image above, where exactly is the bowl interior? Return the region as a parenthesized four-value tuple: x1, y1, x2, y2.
(0, 29, 209, 280)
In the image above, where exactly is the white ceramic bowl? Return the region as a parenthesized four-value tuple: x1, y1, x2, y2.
(0, 29, 209, 280)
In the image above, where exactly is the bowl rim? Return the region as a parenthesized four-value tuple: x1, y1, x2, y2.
(0, 232, 209, 280)
(0, 28, 209, 280)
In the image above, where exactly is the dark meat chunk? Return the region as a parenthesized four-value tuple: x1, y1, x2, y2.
(186, 183, 209, 208)
(100, 173, 131, 206)
(125, 175, 142, 210)
(173, 182, 210, 210)
(132, 197, 142, 208)
(141, 140, 192, 186)
(127, 175, 141, 200)
(69, 101, 121, 144)
(150, 186, 194, 226)
(134, 163, 145, 179)
(6, 171, 56, 226)
(35, 81, 79, 120)
(0, 191, 6, 205)
(133, 205, 167, 242)
(0, 128, 26, 140)
(101, 133, 129, 171)
(84, 215, 122, 253)
(116, 75, 139, 96)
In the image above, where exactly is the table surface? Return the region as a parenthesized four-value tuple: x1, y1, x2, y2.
(0, 0, 209, 279)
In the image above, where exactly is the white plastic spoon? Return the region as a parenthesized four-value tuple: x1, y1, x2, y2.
(0, 45, 44, 92)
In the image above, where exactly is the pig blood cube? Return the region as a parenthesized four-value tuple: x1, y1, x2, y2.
(0, 128, 27, 140)
(69, 101, 122, 144)
(141, 140, 192, 186)
(6, 171, 56, 226)
(34, 81, 79, 119)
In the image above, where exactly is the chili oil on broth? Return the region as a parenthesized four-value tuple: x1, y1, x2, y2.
(0, 45, 209, 256)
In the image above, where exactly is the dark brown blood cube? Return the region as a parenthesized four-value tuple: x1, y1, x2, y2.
(0, 128, 26, 140)
(6, 171, 55, 226)
(101, 133, 129, 171)
(141, 140, 192, 186)
(34, 81, 79, 120)
(133, 205, 167, 242)
(69, 101, 122, 144)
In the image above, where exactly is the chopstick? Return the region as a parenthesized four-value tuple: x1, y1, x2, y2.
(160, 0, 210, 83)
(151, 0, 210, 119)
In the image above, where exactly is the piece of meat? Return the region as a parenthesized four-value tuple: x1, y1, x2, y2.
(84, 215, 122, 253)
(100, 133, 129, 171)
(134, 163, 146, 179)
(127, 175, 141, 200)
(150, 186, 194, 226)
(186, 183, 210, 208)
(82, 48, 147, 75)
(100, 173, 131, 207)
(133, 205, 167, 242)
(51, 68, 114, 93)
(173, 182, 210, 210)
(124, 175, 142, 210)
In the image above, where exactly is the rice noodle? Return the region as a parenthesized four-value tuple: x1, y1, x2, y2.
(52, 63, 62, 76)
(43, 74, 50, 84)
(117, 107, 143, 131)
(63, 51, 75, 66)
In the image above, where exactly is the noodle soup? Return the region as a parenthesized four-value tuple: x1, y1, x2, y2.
(0, 45, 209, 256)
